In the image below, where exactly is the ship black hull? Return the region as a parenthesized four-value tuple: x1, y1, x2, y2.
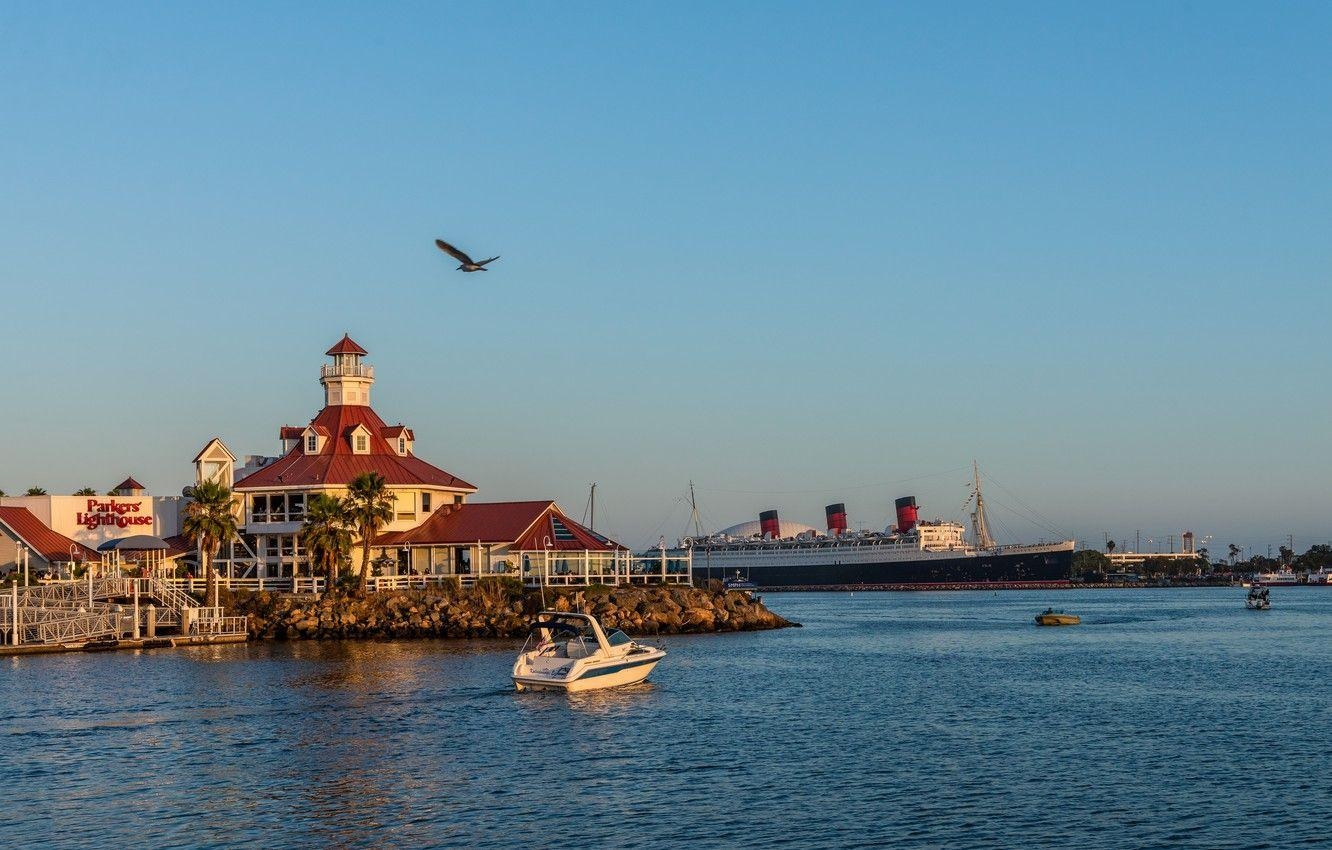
(695, 548, 1073, 589)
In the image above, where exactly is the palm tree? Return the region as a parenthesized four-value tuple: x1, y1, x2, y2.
(74, 487, 97, 496)
(345, 472, 395, 593)
(301, 493, 353, 589)
(181, 480, 240, 608)
(1228, 543, 1241, 565)
(1106, 539, 1116, 555)
(25, 487, 47, 496)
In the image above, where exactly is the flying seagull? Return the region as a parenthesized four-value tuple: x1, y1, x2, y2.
(435, 238, 499, 272)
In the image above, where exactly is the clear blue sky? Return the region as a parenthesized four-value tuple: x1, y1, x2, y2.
(2, 2, 1329, 553)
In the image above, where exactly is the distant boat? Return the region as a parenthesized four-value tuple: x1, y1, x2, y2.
(1034, 608, 1080, 626)
(1248, 570, 1298, 587)
(722, 571, 759, 600)
(1245, 585, 1271, 610)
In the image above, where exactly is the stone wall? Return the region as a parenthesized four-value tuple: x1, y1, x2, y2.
(225, 581, 797, 641)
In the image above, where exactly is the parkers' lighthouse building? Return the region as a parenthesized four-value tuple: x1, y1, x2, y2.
(197, 336, 626, 584)
(220, 335, 476, 577)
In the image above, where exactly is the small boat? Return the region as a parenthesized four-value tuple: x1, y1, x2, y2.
(512, 611, 666, 693)
(723, 571, 759, 601)
(1034, 608, 1080, 626)
(1245, 585, 1271, 610)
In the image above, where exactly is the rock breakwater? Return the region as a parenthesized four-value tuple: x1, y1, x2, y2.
(225, 580, 797, 641)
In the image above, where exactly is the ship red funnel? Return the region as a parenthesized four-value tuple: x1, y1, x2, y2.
(825, 503, 847, 536)
(894, 496, 919, 533)
(759, 509, 780, 540)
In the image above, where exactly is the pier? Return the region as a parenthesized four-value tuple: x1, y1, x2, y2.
(0, 574, 247, 655)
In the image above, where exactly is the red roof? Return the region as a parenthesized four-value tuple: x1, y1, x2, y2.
(279, 426, 304, 440)
(235, 403, 475, 491)
(115, 476, 145, 492)
(0, 507, 100, 563)
(381, 425, 414, 440)
(376, 501, 624, 551)
(326, 334, 368, 356)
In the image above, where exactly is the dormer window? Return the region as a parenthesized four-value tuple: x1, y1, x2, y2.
(306, 435, 318, 453)
(347, 423, 372, 454)
(398, 437, 406, 454)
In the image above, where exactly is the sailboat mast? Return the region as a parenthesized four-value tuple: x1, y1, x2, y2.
(590, 482, 596, 532)
(971, 461, 995, 550)
(689, 480, 702, 537)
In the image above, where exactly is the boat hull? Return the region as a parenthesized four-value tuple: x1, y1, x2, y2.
(513, 653, 663, 693)
(692, 546, 1074, 589)
(1035, 614, 1080, 626)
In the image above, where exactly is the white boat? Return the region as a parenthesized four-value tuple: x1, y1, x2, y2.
(1252, 570, 1299, 586)
(1306, 569, 1332, 585)
(512, 611, 665, 693)
(1245, 585, 1271, 610)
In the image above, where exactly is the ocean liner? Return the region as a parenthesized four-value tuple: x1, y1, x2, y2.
(685, 465, 1074, 589)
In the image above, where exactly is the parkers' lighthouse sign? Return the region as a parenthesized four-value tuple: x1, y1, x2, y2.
(75, 498, 153, 531)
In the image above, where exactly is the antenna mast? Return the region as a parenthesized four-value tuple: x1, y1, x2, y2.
(970, 461, 995, 550)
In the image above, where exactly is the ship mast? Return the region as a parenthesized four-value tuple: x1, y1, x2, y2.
(970, 461, 995, 550)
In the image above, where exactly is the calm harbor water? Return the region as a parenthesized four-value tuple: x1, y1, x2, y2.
(4, 587, 1331, 849)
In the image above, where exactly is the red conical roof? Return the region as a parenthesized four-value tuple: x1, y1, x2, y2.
(326, 334, 368, 356)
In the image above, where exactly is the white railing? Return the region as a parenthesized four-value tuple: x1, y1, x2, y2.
(320, 363, 374, 379)
(33, 610, 123, 645)
(142, 576, 198, 613)
(516, 550, 693, 587)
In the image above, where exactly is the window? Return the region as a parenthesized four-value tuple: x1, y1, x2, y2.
(422, 492, 432, 513)
(288, 493, 305, 520)
(252, 495, 268, 522)
(398, 437, 406, 454)
(453, 494, 463, 505)
(306, 434, 317, 453)
(355, 434, 368, 453)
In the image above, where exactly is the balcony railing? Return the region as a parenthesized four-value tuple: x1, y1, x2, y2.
(320, 364, 374, 379)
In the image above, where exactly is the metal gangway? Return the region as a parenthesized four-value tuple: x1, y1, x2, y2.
(2, 574, 246, 647)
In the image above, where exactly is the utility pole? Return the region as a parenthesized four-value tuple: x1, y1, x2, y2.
(1136, 529, 1140, 553)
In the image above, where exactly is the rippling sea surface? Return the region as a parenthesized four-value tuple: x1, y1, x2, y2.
(4, 588, 1331, 849)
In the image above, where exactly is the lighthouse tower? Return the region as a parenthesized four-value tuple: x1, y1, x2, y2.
(320, 334, 375, 406)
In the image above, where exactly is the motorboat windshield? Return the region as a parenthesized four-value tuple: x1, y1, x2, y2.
(520, 612, 615, 657)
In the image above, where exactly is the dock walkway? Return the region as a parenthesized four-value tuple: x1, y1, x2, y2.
(1, 575, 247, 651)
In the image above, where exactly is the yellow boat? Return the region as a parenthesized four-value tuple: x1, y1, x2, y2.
(1034, 608, 1080, 626)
